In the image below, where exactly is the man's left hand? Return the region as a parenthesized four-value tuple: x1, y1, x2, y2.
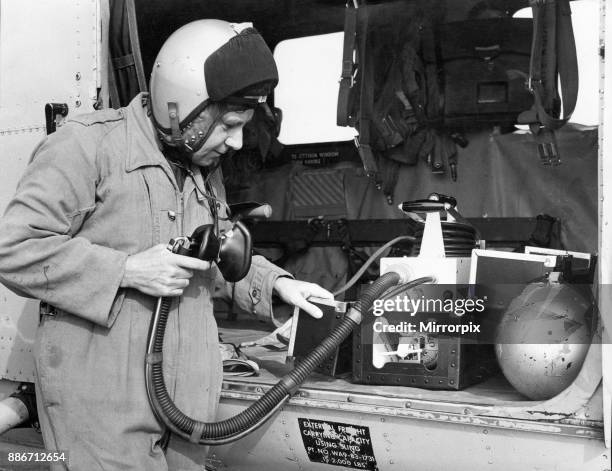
(273, 278, 334, 319)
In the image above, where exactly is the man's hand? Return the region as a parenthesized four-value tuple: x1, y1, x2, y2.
(121, 244, 211, 297)
(273, 277, 334, 319)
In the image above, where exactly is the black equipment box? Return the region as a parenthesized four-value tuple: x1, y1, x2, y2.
(287, 290, 497, 389)
(287, 298, 353, 377)
(352, 284, 498, 390)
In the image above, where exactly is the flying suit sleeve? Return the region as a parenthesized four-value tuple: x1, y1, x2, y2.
(215, 254, 293, 322)
(0, 123, 128, 327)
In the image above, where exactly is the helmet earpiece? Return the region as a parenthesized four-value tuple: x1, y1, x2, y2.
(155, 102, 220, 156)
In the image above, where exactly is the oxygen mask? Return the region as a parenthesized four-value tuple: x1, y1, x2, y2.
(167, 202, 271, 282)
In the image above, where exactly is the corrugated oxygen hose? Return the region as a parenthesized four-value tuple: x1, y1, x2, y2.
(145, 272, 401, 445)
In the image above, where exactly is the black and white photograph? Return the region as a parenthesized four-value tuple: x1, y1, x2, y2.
(0, 0, 609, 469)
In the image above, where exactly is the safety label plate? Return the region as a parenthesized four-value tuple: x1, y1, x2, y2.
(298, 418, 378, 470)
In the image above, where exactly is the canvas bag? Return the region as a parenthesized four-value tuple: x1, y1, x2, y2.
(438, 17, 534, 130)
(337, 1, 443, 198)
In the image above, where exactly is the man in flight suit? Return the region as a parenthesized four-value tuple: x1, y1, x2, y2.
(0, 19, 332, 470)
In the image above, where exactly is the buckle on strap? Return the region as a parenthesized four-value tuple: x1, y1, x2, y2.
(533, 127, 561, 166)
(354, 136, 379, 178)
(538, 141, 560, 166)
(39, 302, 57, 320)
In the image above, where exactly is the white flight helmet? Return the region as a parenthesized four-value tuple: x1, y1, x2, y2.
(149, 19, 278, 152)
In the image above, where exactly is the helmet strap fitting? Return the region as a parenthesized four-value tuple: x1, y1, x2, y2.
(167, 102, 184, 146)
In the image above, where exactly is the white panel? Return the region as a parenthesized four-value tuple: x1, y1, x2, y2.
(600, 0, 612, 449)
(380, 257, 471, 285)
(0, 0, 101, 382)
(0, 0, 101, 129)
(0, 132, 48, 382)
(0, 132, 45, 213)
(0, 295, 38, 382)
(211, 399, 609, 471)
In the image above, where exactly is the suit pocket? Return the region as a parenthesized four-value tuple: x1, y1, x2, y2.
(66, 205, 95, 235)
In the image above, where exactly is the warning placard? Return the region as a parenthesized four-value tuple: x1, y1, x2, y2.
(298, 418, 378, 470)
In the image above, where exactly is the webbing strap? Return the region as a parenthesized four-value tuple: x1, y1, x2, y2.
(107, 55, 121, 109)
(126, 0, 148, 93)
(546, 0, 578, 127)
(519, 0, 578, 131)
(337, 6, 358, 127)
(111, 54, 136, 70)
(355, 6, 379, 179)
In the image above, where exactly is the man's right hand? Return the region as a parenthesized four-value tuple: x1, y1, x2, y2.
(120, 244, 211, 297)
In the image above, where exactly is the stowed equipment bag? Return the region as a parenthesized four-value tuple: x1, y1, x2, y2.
(336, 0, 579, 199)
(438, 18, 534, 130)
(337, 1, 442, 202)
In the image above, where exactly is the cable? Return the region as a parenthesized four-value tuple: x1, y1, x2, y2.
(375, 276, 437, 305)
(333, 235, 416, 297)
(187, 166, 232, 217)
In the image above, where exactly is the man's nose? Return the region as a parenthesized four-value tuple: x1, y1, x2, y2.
(225, 127, 244, 151)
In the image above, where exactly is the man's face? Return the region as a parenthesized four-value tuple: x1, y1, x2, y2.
(188, 108, 255, 168)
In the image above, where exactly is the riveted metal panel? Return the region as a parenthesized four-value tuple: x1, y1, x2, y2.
(210, 396, 609, 471)
(0, 0, 103, 127)
(0, 132, 46, 383)
(0, 0, 105, 383)
(600, 0, 612, 449)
